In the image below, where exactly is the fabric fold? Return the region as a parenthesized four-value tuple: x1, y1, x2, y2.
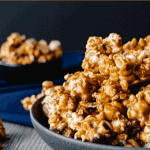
(0, 52, 85, 126)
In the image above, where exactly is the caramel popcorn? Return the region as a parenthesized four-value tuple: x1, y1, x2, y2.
(74, 117, 112, 142)
(0, 33, 63, 65)
(21, 93, 44, 111)
(0, 116, 6, 139)
(19, 33, 150, 148)
(0, 116, 6, 148)
(63, 71, 104, 101)
(82, 33, 150, 85)
(42, 77, 147, 147)
(127, 86, 150, 127)
(21, 80, 55, 111)
(20, 80, 54, 111)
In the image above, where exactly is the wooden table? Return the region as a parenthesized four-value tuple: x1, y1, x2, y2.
(0, 122, 52, 150)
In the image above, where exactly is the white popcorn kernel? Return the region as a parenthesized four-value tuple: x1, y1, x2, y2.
(137, 50, 149, 60)
(94, 134, 100, 139)
(49, 40, 61, 51)
(126, 54, 137, 62)
(45, 88, 51, 95)
(30, 55, 34, 61)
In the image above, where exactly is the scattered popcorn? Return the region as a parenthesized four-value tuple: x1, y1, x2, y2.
(0, 116, 6, 149)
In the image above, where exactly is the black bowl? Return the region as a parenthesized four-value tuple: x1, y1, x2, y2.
(30, 96, 146, 150)
(0, 57, 62, 85)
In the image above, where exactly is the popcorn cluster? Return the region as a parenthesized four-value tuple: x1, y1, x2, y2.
(0, 33, 63, 65)
(82, 33, 150, 85)
(0, 117, 6, 139)
(21, 80, 53, 111)
(0, 116, 6, 149)
(22, 33, 150, 148)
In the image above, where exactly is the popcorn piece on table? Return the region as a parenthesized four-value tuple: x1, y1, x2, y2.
(0, 116, 6, 149)
(21, 93, 44, 111)
(0, 116, 6, 139)
(21, 80, 54, 111)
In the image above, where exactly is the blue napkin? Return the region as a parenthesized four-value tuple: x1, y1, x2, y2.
(0, 52, 85, 126)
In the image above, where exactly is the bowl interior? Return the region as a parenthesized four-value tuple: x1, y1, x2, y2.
(30, 96, 49, 128)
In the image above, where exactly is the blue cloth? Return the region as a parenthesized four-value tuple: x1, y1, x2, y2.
(0, 52, 85, 126)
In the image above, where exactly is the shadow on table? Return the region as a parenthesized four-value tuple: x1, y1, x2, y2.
(0, 136, 10, 150)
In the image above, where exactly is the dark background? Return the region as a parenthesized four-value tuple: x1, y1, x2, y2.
(0, 1, 150, 53)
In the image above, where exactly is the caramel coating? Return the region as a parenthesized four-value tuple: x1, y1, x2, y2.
(0, 116, 6, 149)
(21, 80, 54, 111)
(140, 126, 150, 143)
(82, 33, 150, 86)
(0, 33, 63, 65)
(0, 116, 6, 139)
(75, 117, 112, 142)
(93, 79, 129, 103)
(41, 77, 128, 144)
(41, 80, 150, 147)
(63, 71, 104, 101)
(21, 33, 150, 148)
(21, 93, 44, 111)
(127, 85, 150, 127)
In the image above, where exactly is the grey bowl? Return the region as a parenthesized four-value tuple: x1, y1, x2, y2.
(30, 96, 146, 150)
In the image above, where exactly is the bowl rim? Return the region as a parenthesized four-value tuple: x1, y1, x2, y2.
(0, 59, 22, 67)
(0, 56, 62, 67)
(30, 97, 145, 150)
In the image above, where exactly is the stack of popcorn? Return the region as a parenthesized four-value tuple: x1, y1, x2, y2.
(22, 33, 150, 148)
(0, 33, 63, 65)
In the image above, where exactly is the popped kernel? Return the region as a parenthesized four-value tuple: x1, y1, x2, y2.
(82, 33, 150, 86)
(0, 33, 63, 65)
(0, 116, 6, 149)
(21, 93, 44, 111)
(22, 33, 150, 148)
(0, 116, 6, 139)
(21, 80, 54, 111)
(127, 85, 150, 127)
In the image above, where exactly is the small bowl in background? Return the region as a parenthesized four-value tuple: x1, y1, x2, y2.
(0, 57, 62, 85)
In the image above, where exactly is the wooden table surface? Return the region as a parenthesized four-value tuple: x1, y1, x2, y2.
(0, 121, 53, 150)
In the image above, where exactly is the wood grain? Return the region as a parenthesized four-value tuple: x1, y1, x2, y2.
(0, 122, 53, 150)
